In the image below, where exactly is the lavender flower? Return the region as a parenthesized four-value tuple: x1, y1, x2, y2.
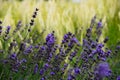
(94, 62, 111, 79)
(24, 45, 33, 54)
(41, 77, 45, 80)
(50, 71, 55, 76)
(97, 21, 102, 28)
(104, 37, 109, 43)
(67, 75, 75, 80)
(0, 26, 2, 34)
(46, 32, 55, 47)
(74, 67, 81, 74)
(20, 58, 27, 63)
(34, 64, 39, 74)
(40, 69, 44, 75)
(116, 46, 120, 50)
(44, 63, 49, 69)
(10, 53, 17, 60)
(5, 26, 11, 34)
(0, 20, 2, 24)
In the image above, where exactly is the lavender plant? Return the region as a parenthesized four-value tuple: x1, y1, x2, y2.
(0, 8, 120, 80)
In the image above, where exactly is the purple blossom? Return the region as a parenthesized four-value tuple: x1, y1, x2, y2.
(74, 67, 81, 74)
(0, 20, 2, 24)
(0, 30, 2, 34)
(106, 50, 111, 56)
(16, 21, 22, 29)
(71, 51, 77, 57)
(20, 58, 27, 63)
(5, 26, 11, 34)
(41, 77, 45, 80)
(46, 33, 55, 46)
(10, 53, 17, 60)
(94, 62, 111, 79)
(34, 64, 39, 74)
(64, 63, 68, 67)
(116, 46, 120, 50)
(63, 34, 69, 40)
(67, 75, 75, 80)
(97, 43, 104, 48)
(7, 26, 11, 30)
(41, 46, 45, 50)
(71, 37, 79, 43)
(34, 45, 39, 49)
(50, 71, 55, 75)
(40, 69, 44, 75)
(44, 63, 49, 69)
(24, 45, 33, 54)
(97, 21, 102, 29)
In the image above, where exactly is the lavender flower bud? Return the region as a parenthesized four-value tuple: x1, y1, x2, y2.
(74, 67, 81, 74)
(5, 26, 11, 34)
(50, 72, 55, 76)
(10, 53, 17, 60)
(104, 37, 109, 43)
(41, 77, 45, 80)
(94, 62, 111, 79)
(67, 75, 75, 80)
(0, 20, 2, 24)
(40, 69, 44, 75)
(34, 64, 39, 74)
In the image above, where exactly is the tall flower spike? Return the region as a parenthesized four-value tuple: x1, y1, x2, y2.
(34, 64, 39, 74)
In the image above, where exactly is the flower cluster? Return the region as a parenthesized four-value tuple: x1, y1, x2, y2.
(0, 8, 120, 80)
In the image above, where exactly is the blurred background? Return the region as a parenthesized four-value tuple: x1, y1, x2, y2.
(0, 0, 120, 44)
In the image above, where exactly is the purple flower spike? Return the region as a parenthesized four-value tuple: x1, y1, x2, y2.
(34, 64, 39, 74)
(94, 62, 111, 79)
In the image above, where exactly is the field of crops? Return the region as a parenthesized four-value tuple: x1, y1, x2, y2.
(0, 0, 120, 80)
